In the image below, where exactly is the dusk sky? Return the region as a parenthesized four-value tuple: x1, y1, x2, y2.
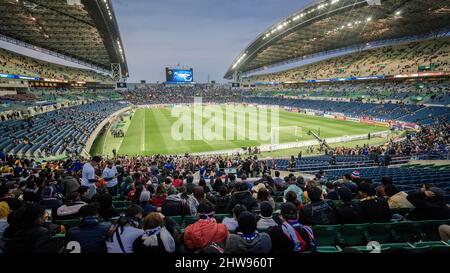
(111, 0, 312, 83)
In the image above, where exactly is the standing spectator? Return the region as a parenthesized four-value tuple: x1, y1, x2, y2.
(103, 160, 119, 196)
(225, 211, 272, 253)
(81, 156, 101, 199)
(183, 200, 228, 252)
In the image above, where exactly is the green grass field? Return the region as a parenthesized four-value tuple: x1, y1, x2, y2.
(91, 106, 387, 156)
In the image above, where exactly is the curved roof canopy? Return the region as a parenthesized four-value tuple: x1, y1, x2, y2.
(224, 0, 450, 79)
(0, 0, 128, 77)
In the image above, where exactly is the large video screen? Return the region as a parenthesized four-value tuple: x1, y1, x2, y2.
(166, 68, 193, 83)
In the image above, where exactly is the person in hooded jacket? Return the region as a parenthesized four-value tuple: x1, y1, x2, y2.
(226, 182, 257, 213)
(407, 186, 450, 221)
(225, 211, 271, 253)
(206, 186, 230, 214)
(161, 191, 190, 217)
(183, 200, 228, 252)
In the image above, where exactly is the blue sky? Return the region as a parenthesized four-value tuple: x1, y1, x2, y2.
(111, 0, 312, 83)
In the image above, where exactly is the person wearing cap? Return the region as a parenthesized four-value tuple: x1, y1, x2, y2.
(183, 200, 229, 252)
(226, 182, 257, 213)
(267, 202, 316, 253)
(350, 171, 362, 185)
(406, 186, 450, 221)
(299, 186, 337, 225)
(225, 211, 272, 253)
(335, 187, 365, 224)
(139, 191, 157, 217)
(358, 182, 391, 223)
(256, 201, 278, 230)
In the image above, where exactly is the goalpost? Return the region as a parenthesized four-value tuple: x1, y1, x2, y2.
(270, 126, 302, 144)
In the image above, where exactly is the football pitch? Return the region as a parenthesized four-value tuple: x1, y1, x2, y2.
(93, 106, 387, 156)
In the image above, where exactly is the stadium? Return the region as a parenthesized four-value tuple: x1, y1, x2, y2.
(0, 0, 450, 262)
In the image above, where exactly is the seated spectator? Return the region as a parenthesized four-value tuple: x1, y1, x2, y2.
(65, 204, 109, 253)
(77, 186, 91, 203)
(183, 200, 228, 252)
(161, 191, 190, 216)
(225, 211, 272, 253)
(283, 176, 304, 204)
(207, 186, 230, 214)
(335, 187, 365, 224)
(406, 186, 450, 221)
(268, 202, 316, 253)
(60, 169, 80, 197)
(139, 191, 157, 217)
(340, 174, 358, 195)
(177, 186, 198, 216)
(3, 205, 58, 253)
(223, 204, 247, 232)
(106, 205, 144, 253)
(133, 212, 177, 253)
(38, 186, 63, 213)
(254, 185, 275, 211)
(256, 201, 278, 230)
(273, 171, 285, 191)
(96, 193, 119, 220)
(172, 174, 183, 188)
(163, 177, 178, 196)
(299, 186, 337, 225)
(376, 176, 393, 198)
(325, 182, 340, 200)
(226, 182, 257, 213)
(384, 184, 413, 209)
(55, 192, 86, 220)
(185, 173, 195, 194)
(212, 177, 226, 193)
(198, 178, 211, 194)
(0, 201, 11, 252)
(285, 191, 303, 211)
(358, 182, 391, 223)
(151, 184, 167, 207)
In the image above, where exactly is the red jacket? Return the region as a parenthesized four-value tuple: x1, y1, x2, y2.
(151, 195, 166, 207)
(183, 219, 229, 251)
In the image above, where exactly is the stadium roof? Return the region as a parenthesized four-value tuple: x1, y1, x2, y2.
(224, 0, 450, 79)
(0, 0, 128, 77)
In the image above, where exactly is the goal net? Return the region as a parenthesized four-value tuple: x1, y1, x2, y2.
(270, 126, 302, 144)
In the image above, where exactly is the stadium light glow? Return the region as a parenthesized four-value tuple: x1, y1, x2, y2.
(395, 10, 401, 15)
(366, 17, 372, 21)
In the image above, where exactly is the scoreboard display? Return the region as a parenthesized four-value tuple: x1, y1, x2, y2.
(166, 68, 194, 83)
